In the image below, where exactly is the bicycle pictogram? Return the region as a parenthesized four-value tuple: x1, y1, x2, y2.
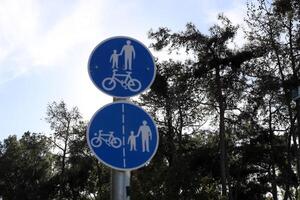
(91, 130, 122, 148)
(102, 69, 142, 92)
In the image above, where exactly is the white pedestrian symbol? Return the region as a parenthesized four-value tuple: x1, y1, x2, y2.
(103, 40, 142, 92)
(120, 40, 136, 70)
(91, 130, 122, 148)
(127, 131, 137, 151)
(110, 50, 120, 69)
(137, 120, 152, 152)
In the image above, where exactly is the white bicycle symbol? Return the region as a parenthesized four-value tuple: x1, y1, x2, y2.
(102, 70, 142, 92)
(91, 130, 122, 148)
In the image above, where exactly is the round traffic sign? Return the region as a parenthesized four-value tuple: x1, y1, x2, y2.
(87, 101, 159, 171)
(88, 36, 156, 98)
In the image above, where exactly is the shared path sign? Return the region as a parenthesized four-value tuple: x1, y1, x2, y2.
(87, 36, 158, 171)
(88, 36, 156, 98)
(87, 101, 159, 171)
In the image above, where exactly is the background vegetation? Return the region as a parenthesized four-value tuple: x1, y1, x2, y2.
(1, 0, 300, 199)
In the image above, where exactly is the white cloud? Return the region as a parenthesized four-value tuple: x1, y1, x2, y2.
(0, 0, 250, 124)
(0, 0, 107, 85)
(0, 0, 39, 83)
(223, 0, 248, 49)
(0, 0, 39, 44)
(0, 0, 113, 122)
(0, 0, 248, 85)
(28, 1, 104, 68)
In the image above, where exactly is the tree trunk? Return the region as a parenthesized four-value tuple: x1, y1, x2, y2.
(268, 101, 278, 200)
(297, 100, 300, 186)
(165, 96, 180, 199)
(220, 104, 228, 197)
(215, 66, 228, 198)
(269, 21, 297, 192)
(60, 124, 70, 199)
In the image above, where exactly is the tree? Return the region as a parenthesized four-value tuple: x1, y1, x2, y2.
(45, 100, 110, 199)
(0, 133, 54, 200)
(132, 60, 220, 199)
(66, 121, 110, 200)
(148, 15, 261, 199)
(45, 101, 82, 198)
(245, 0, 300, 198)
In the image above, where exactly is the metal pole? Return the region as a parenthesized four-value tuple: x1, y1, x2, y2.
(111, 170, 131, 200)
(111, 97, 131, 200)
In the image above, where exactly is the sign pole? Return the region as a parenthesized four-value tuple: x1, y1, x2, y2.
(111, 97, 130, 200)
(87, 36, 158, 200)
(111, 170, 130, 200)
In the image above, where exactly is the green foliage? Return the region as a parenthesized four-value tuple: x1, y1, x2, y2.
(0, 102, 111, 200)
(0, 133, 53, 200)
(1, 0, 300, 199)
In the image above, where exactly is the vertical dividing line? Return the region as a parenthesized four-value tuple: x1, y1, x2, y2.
(122, 105, 125, 123)
(111, 97, 130, 200)
(122, 104, 126, 168)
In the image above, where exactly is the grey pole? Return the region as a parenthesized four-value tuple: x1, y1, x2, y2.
(111, 170, 131, 200)
(111, 97, 131, 200)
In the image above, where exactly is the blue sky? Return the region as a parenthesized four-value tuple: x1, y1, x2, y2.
(0, 0, 247, 140)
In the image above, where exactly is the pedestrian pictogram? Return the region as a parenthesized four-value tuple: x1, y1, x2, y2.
(87, 101, 159, 171)
(88, 36, 156, 98)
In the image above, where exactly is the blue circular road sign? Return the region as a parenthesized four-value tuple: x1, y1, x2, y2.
(88, 36, 156, 98)
(87, 101, 159, 171)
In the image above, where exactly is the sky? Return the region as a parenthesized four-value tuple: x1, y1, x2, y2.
(0, 0, 248, 140)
